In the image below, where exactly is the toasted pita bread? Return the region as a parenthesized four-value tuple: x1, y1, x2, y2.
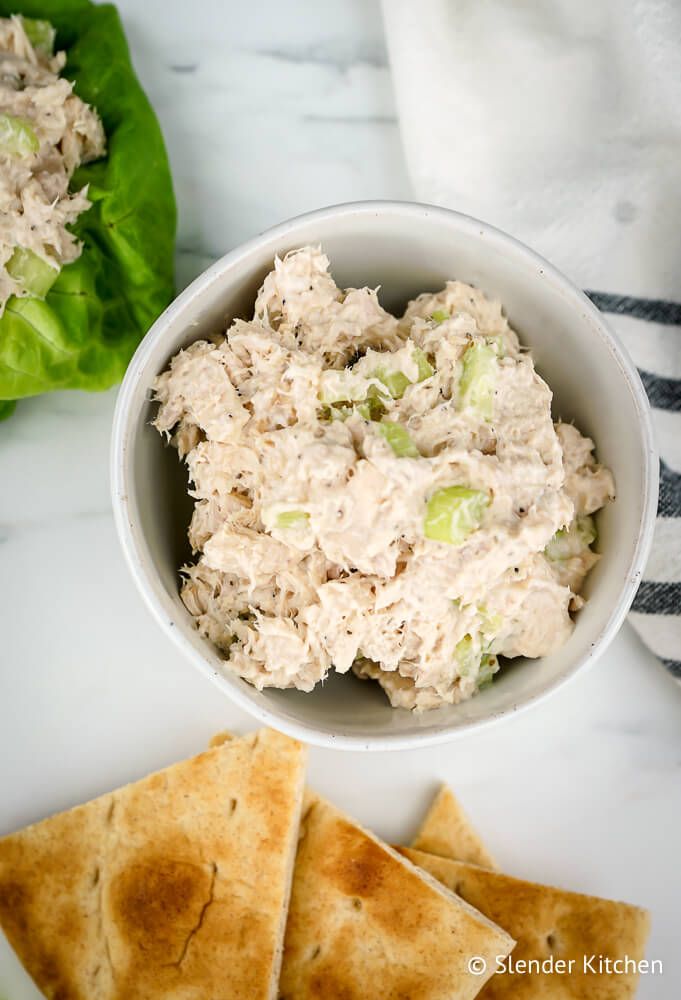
(401, 848, 650, 999)
(0, 728, 306, 1000)
(412, 785, 497, 869)
(279, 792, 514, 1000)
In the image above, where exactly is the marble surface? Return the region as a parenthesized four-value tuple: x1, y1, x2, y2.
(1, 1, 680, 996)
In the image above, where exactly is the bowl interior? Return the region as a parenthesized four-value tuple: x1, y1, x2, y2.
(116, 204, 654, 748)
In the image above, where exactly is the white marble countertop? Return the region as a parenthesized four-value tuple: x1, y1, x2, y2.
(1, 1, 680, 996)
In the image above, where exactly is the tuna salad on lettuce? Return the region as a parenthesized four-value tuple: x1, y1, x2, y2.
(154, 247, 614, 711)
(0, 0, 175, 420)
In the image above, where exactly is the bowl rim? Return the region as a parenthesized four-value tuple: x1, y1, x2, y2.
(110, 199, 659, 752)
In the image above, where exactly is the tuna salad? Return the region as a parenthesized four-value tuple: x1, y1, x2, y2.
(154, 247, 615, 711)
(0, 14, 105, 311)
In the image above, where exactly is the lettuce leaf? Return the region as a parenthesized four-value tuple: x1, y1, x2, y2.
(0, 0, 176, 418)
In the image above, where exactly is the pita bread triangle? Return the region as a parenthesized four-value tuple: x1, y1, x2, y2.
(401, 848, 650, 999)
(0, 728, 306, 1000)
(278, 791, 514, 1000)
(412, 785, 498, 869)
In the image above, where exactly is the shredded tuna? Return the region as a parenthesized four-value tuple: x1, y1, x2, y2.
(0, 15, 105, 311)
(154, 247, 615, 710)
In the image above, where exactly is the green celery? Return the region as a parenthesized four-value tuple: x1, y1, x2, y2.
(424, 486, 489, 545)
(6, 248, 58, 298)
(377, 421, 419, 457)
(21, 16, 56, 54)
(275, 510, 309, 529)
(373, 366, 410, 399)
(459, 341, 497, 420)
(478, 654, 499, 689)
(545, 515, 597, 561)
(454, 634, 477, 676)
(413, 346, 435, 380)
(0, 114, 39, 156)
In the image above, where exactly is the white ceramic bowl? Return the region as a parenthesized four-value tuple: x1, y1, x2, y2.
(111, 201, 658, 751)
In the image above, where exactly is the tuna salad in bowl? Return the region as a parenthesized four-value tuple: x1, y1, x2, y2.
(152, 247, 614, 711)
(111, 202, 656, 749)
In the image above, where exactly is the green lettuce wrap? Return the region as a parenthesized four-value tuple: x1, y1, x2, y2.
(0, 0, 176, 419)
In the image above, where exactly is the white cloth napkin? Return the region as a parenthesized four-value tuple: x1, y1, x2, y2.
(382, 0, 681, 678)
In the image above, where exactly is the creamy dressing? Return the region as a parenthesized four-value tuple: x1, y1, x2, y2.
(154, 247, 615, 710)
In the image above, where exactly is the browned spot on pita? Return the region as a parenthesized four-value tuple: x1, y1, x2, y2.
(108, 857, 213, 963)
(321, 819, 392, 898)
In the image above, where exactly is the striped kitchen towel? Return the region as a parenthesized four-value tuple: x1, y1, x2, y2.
(586, 293, 681, 679)
(382, 0, 681, 680)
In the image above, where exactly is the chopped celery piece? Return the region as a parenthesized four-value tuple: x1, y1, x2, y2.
(373, 366, 410, 399)
(581, 515, 597, 545)
(328, 403, 354, 421)
(319, 370, 394, 422)
(431, 309, 450, 324)
(21, 17, 56, 54)
(0, 114, 39, 157)
(454, 634, 477, 677)
(545, 515, 597, 561)
(413, 346, 434, 380)
(322, 347, 433, 422)
(478, 605, 503, 635)
(355, 386, 388, 421)
(579, 514, 597, 544)
(424, 486, 489, 545)
(456, 635, 499, 685)
(372, 351, 432, 400)
(377, 421, 419, 458)
(356, 401, 378, 420)
(365, 384, 388, 417)
(321, 388, 386, 423)
(459, 341, 497, 420)
(6, 247, 58, 297)
(487, 335, 505, 357)
(275, 510, 309, 530)
(478, 654, 499, 689)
